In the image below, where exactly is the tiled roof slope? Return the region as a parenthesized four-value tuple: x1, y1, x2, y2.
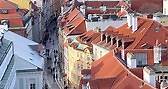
(85, 1, 119, 15)
(77, 30, 100, 46)
(63, 11, 86, 36)
(0, 0, 24, 28)
(0, 0, 17, 9)
(90, 52, 155, 89)
(131, 0, 162, 14)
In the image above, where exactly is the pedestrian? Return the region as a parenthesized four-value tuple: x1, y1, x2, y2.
(52, 40, 54, 45)
(49, 38, 51, 42)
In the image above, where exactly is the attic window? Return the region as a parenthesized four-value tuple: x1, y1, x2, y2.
(86, 38, 92, 42)
(112, 37, 116, 45)
(68, 26, 75, 31)
(102, 34, 106, 41)
(66, 24, 73, 28)
(107, 35, 111, 43)
(118, 40, 122, 47)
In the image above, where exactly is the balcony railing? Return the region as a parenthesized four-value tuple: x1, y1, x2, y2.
(0, 39, 13, 66)
(0, 56, 14, 89)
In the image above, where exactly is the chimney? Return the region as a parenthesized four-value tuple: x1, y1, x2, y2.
(127, 13, 138, 32)
(121, 40, 125, 60)
(101, 33, 103, 41)
(127, 53, 136, 68)
(111, 36, 114, 45)
(154, 46, 162, 63)
(143, 67, 156, 87)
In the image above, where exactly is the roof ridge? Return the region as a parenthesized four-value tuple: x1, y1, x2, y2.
(128, 20, 154, 49)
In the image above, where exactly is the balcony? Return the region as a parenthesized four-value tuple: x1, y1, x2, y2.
(0, 39, 13, 66)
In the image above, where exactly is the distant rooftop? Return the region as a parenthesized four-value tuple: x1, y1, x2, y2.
(144, 65, 168, 74)
(4, 31, 44, 69)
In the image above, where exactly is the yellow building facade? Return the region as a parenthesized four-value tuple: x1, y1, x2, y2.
(9, 0, 31, 9)
(66, 37, 93, 88)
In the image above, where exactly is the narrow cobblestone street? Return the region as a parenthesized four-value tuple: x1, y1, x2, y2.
(43, 19, 63, 89)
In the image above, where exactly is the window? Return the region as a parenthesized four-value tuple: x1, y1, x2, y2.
(30, 84, 35, 89)
(0, 9, 8, 14)
(80, 53, 83, 59)
(34, 1, 36, 4)
(160, 76, 163, 79)
(165, 76, 167, 79)
(100, 51, 102, 57)
(164, 8, 167, 14)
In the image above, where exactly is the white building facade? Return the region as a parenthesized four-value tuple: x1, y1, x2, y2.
(0, 29, 44, 89)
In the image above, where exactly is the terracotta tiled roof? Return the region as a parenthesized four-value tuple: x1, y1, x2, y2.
(117, 1, 130, 7)
(66, 8, 80, 23)
(77, 30, 100, 46)
(18, 9, 29, 16)
(85, 1, 119, 15)
(92, 35, 101, 44)
(0, 14, 23, 27)
(130, 68, 143, 79)
(128, 19, 168, 49)
(0, 0, 17, 9)
(90, 52, 155, 89)
(117, 10, 128, 17)
(0, 0, 24, 28)
(9, 18, 23, 27)
(131, 0, 162, 14)
(63, 12, 86, 36)
(91, 52, 125, 79)
(89, 78, 116, 89)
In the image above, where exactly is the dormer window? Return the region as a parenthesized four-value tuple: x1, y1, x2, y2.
(107, 35, 111, 43)
(118, 40, 122, 47)
(102, 34, 106, 41)
(34, 1, 37, 4)
(0, 9, 8, 14)
(112, 37, 116, 45)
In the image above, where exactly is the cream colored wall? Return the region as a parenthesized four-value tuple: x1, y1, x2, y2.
(67, 44, 93, 88)
(9, 0, 31, 9)
(160, 17, 168, 26)
(93, 44, 109, 60)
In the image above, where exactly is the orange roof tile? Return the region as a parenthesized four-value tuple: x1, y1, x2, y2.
(0, 0, 17, 9)
(117, 10, 128, 17)
(77, 30, 100, 46)
(0, 14, 23, 27)
(130, 68, 143, 79)
(85, 1, 119, 15)
(92, 35, 101, 44)
(131, 0, 162, 14)
(90, 52, 155, 89)
(63, 13, 86, 36)
(66, 8, 80, 23)
(91, 52, 125, 79)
